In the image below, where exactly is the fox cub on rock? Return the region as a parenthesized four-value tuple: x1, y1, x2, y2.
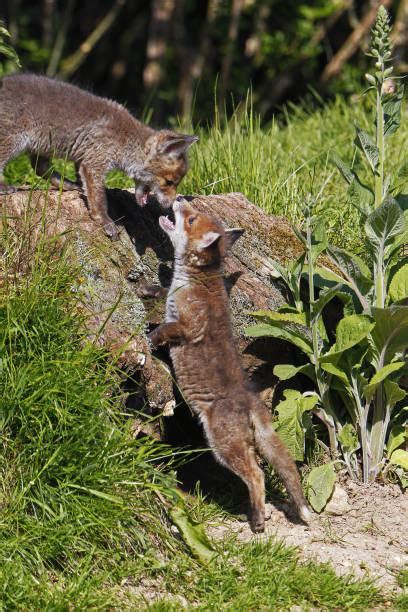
(0, 74, 197, 239)
(148, 197, 311, 532)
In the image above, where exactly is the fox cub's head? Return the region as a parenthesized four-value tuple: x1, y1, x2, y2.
(159, 198, 244, 267)
(136, 131, 198, 208)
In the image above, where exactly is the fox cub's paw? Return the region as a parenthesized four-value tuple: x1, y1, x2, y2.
(147, 328, 160, 349)
(103, 221, 120, 241)
(298, 504, 313, 523)
(138, 282, 168, 300)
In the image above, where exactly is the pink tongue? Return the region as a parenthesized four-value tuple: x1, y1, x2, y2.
(142, 193, 149, 206)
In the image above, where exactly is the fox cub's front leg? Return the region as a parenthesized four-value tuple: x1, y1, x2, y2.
(148, 321, 186, 347)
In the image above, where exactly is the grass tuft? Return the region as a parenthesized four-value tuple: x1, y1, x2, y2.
(0, 215, 179, 607)
(148, 536, 384, 610)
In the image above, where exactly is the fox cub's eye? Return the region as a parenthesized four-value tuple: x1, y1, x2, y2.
(165, 179, 175, 186)
(187, 216, 196, 226)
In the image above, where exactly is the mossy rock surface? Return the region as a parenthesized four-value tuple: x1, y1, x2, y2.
(0, 187, 320, 426)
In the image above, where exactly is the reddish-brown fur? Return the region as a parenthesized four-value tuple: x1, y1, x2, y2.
(0, 74, 197, 239)
(149, 198, 311, 532)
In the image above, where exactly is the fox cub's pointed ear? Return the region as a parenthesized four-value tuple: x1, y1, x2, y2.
(224, 228, 244, 250)
(196, 231, 221, 251)
(161, 134, 199, 157)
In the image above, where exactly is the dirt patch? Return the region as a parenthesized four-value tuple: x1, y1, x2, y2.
(208, 482, 408, 590)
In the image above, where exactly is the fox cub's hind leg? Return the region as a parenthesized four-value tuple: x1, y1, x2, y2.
(209, 432, 266, 533)
(225, 447, 265, 533)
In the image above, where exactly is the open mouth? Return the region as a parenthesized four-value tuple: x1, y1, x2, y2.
(139, 189, 152, 206)
(141, 191, 150, 206)
(136, 184, 153, 207)
(159, 215, 175, 232)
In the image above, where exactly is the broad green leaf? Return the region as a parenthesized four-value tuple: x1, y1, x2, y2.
(245, 323, 313, 357)
(288, 253, 307, 281)
(326, 245, 373, 301)
(170, 505, 217, 564)
(313, 266, 349, 286)
(364, 197, 405, 259)
(282, 389, 301, 400)
(383, 86, 404, 136)
(264, 258, 287, 280)
(292, 226, 307, 247)
(389, 449, 408, 471)
(332, 153, 373, 214)
(333, 314, 374, 352)
(332, 152, 354, 184)
(306, 463, 336, 513)
(387, 425, 407, 457)
(273, 363, 316, 382)
(320, 361, 350, 387)
(249, 310, 307, 326)
(396, 470, 408, 489)
(274, 390, 318, 461)
(347, 177, 374, 216)
(338, 423, 359, 454)
(383, 226, 408, 261)
(312, 283, 344, 323)
(388, 264, 408, 303)
(384, 380, 407, 410)
(354, 126, 379, 173)
(320, 315, 374, 362)
(370, 306, 408, 365)
(363, 362, 405, 402)
(310, 220, 328, 263)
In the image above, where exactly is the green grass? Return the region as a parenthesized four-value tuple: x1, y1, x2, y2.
(394, 569, 408, 609)
(182, 95, 408, 255)
(147, 537, 384, 610)
(0, 219, 182, 608)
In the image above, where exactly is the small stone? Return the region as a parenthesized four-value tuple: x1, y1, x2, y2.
(324, 484, 351, 515)
(162, 399, 176, 417)
(265, 503, 273, 521)
(136, 352, 146, 367)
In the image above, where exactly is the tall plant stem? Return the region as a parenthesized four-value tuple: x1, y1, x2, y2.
(375, 83, 385, 308)
(375, 84, 384, 209)
(306, 214, 319, 369)
(306, 210, 338, 458)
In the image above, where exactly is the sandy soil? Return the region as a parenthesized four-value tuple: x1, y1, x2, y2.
(208, 481, 408, 590)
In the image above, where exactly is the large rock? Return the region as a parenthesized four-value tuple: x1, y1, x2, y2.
(0, 187, 310, 432)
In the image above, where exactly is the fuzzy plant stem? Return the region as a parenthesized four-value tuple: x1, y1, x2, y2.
(306, 210, 338, 457)
(374, 83, 386, 308)
(306, 214, 320, 371)
(375, 83, 384, 209)
(353, 381, 370, 483)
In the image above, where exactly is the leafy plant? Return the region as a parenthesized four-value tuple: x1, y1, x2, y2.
(246, 7, 407, 494)
(0, 20, 20, 76)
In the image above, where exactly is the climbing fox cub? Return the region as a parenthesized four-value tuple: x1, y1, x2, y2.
(0, 74, 197, 239)
(149, 197, 311, 532)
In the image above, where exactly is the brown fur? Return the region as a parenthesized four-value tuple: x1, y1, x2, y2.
(0, 74, 197, 239)
(149, 198, 311, 532)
